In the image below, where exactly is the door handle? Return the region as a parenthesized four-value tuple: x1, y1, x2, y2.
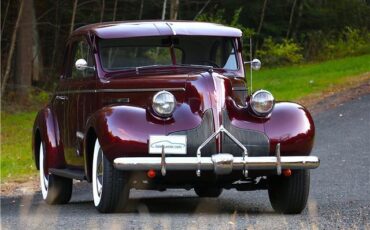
(56, 95, 68, 101)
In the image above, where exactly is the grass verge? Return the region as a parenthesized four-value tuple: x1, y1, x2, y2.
(252, 54, 370, 101)
(1, 111, 38, 183)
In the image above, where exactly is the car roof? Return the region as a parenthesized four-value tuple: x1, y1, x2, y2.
(73, 20, 242, 39)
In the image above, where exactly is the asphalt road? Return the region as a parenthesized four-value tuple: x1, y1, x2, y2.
(2, 94, 370, 230)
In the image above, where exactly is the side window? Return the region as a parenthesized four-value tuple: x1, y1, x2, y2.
(70, 40, 94, 79)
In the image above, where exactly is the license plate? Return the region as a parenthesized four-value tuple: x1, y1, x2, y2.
(149, 135, 187, 154)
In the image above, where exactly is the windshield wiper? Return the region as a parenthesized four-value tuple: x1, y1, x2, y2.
(134, 64, 214, 75)
(135, 64, 173, 74)
(175, 64, 213, 70)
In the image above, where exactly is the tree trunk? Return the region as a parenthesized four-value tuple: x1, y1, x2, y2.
(70, 0, 78, 35)
(161, 0, 167, 20)
(194, 0, 211, 20)
(100, 0, 105, 22)
(292, 0, 304, 39)
(1, 0, 11, 35)
(287, 0, 298, 38)
(170, 0, 179, 20)
(139, 0, 144, 20)
(112, 0, 118, 21)
(1, 0, 24, 97)
(51, 0, 60, 72)
(14, 0, 34, 99)
(32, 0, 42, 83)
(256, 0, 268, 50)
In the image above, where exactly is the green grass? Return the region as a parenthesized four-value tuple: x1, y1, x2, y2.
(1, 111, 38, 182)
(251, 54, 370, 101)
(1, 54, 369, 183)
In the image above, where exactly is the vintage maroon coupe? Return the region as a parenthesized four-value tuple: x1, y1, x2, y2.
(32, 21, 320, 213)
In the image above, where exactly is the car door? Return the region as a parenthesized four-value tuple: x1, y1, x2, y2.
(53, 45, 71, 159)
(64, 37, 96, 167)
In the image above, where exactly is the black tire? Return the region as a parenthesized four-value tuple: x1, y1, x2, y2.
(39, 142, 72, 205)
(46, 174, 73, 204)
(267, 169, 310, 214)
(92, 139, 130, 213)
(194, 187, 223, 198)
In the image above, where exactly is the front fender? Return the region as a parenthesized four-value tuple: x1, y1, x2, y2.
(264, 102, 315, 156)
(87, 105, 166, 162)
(32, 106, 65, 170)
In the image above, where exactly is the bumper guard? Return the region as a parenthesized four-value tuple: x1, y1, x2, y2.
(113, 126, 320, 177)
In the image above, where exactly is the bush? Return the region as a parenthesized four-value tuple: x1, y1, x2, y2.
(304, 27, 370, 61)
(256, 38, 303, 67)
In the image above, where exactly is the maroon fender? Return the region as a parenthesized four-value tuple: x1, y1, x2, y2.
(264, 102, 315, 156)
(87, 103, 207, 161)
(32, 106, 66, 171)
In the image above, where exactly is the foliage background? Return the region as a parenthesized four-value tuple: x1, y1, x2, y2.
(1, 0, 370, 97)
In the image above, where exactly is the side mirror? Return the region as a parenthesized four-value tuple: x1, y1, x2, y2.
(75, 59, 95, 71)
(251, 59, 261, 71)
(244, 58, 262, 71)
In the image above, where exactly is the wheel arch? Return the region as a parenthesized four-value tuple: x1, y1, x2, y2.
(84, 126, 97, 182)
(32, 107, 66, 171)
(33, 128, 42, 170)
(264, 102, 315, 156)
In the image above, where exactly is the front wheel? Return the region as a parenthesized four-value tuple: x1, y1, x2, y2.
(267, 169, 310, 214)
(39, 142, 72, 204)
(92, 138, 130, 213)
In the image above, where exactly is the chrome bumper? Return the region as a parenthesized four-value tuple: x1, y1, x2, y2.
(113, 125, 320, 177)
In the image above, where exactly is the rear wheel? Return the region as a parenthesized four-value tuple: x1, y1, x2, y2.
(267, 169, 310, 214)
(194, 187, 223, 198)
(39, 142, 72, 204)
(92, 139, 130, 213)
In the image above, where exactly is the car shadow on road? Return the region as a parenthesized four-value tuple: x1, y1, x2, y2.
(1, 191, 274, 216)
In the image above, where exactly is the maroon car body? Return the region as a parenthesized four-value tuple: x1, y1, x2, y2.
(32, 21, 319, 213)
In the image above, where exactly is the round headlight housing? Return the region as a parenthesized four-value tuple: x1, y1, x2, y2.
(250, 90, 275, 116)
(152, 91, 176, 117)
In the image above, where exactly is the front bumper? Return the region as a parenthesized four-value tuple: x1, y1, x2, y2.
(113, 126, 320, 177)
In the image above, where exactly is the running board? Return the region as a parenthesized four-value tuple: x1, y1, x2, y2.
(49, 168, 86, 180)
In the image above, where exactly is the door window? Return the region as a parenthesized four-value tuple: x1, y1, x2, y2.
(69, 40, 94, 79)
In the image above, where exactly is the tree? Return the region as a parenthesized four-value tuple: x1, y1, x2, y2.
(70, 0, 78, 35)
(256, 0, 268, 49)
(170, 0, 179, 20)
(287, 0, 298, 38)
(1, 0, 24, 97)
(14, 0, 34, 98)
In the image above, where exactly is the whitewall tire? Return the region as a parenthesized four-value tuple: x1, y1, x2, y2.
(92, 138, 130, 213)
(39, 142, 72, 204)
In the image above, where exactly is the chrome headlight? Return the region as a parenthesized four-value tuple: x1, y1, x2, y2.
(152, 91, 176, 117)
(250, 90, 275, 116)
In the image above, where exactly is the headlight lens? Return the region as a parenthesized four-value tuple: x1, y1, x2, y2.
(152, 91, 176, 117)
(250, 90, 275, 116)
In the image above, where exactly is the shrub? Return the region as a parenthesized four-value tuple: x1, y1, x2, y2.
(256, 38, 303, 67)
(304, 27, 370, 61)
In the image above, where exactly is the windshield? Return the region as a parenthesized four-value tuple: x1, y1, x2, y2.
(99, 36, 238, 71)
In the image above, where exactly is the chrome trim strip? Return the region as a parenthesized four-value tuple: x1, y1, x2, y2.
(232, 86, 247, 91)
(55, 88, 185, 94)
(98, 88, 185, 93)
(113, 155, 320, 172)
